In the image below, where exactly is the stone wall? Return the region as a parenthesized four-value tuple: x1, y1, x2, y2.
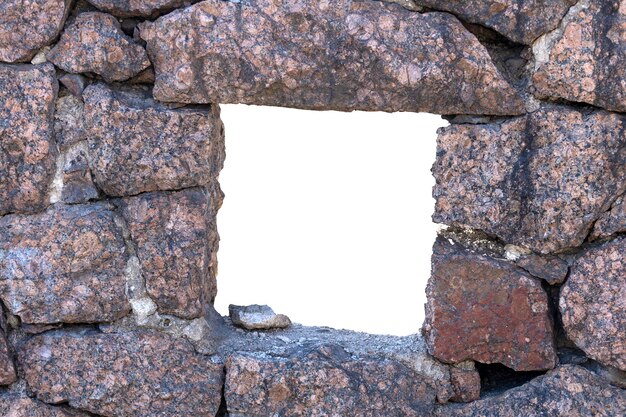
(0, 0, 624, 415)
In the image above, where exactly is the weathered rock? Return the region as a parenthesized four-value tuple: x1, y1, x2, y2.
(229, 304, 292, 330)
(0, 203, 130, 324)
(59, 73, 89, 98)
(225, 345, 437, 416)
(533, 0, 626, 112)
(435, 365, 626, 416)
(87, 0, 197, 17)
(433, 106, 626, 254)
(0, 394, 89, 416)
(416, 0, 576, 44)
(54, 94, 86, 150)
(560, 237, 626, 371)
(449, 364, 481, 403)
(423, 237, 557, 371)
(19, 330, 224, 417)
(0, 64, 57, 215)
(119, 188, 221, 319)
(515, 253, 569, 285)
(0, 0, 72, 63)
(61, 144, 100, 204)
(48, 12, 150, 82)
(83, 83, 225, 197)
(0, 334, 15, 386)
(140, 0, 524, 115)
(592, 193, 626, 239)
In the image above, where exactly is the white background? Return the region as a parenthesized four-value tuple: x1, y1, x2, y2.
(214, 104, 445, 336)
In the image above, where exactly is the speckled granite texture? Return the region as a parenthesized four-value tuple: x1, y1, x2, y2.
(0, 0, 623, 415)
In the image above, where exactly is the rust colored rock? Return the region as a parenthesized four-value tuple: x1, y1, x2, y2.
(449, 365, 481, 403)
(0, 64, 57, 215)
(87, 0, 197, 17)
(225, 345, 437, 416)
(0, 0, 72, 63)
(0, 394, 89, 416)
(435, 365, 626, 416)
(140, 0, 524, 115)
(423, 237, 557, 371)
(48, 12, 150, 82)
(592, 193, 626, 239)
(0, 203, 130, 324)
(119, 188, 221, 319)
(19, 330, 224, 417)
(416, 0, 576, 44)
(532, 0, 626, 112)
(560, 237, 626, 371)
(433, 106, 626, 254)
(83, 83, 225, 197)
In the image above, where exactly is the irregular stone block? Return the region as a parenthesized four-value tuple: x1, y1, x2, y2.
(515, 253, 569, 285)
(423, 237, 557, 371)
(0, 394, 89, 416)
(84, 83, 225, 197)
(225, 345, 437, 416)
(435, 365, 626, 416)
(0, 64, 57, 215)
(140, 0, 524, 115)
(533, 0, 626, 112)
(415, 0, 576, 44)
(119, 188, 221, 319)
(229, 304, 291, 330)
(48, 12, 150, 82)
(560, 237, 626, 371)
(0, 203, 130, 324)
(433, 107, 626, 254)
(61, 145, 100, 204)
(19, 330, 224, 417)
(0, 0, 72, 63)
(87, 0, 198, 17)
(592, 193, 626, 239)
(54, 94, 86, 150)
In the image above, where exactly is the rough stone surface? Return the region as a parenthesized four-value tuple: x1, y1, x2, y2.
(84, 83, 225, 197)
(0, 0, 72, 63)
(19, 329, 224, 417)
(592, 193, 626, 239)
(0, 394, 89, 416)
(58, 74, 89, 99)
(229, 304, 292, 330)
(48, 12, 150, 83)
(225, 345, 437, 416)
(533, 0, 626, 112)
(449, 365, 481, 403)
(435, 365, 626, 416)
(0, 64, 57, 215)
(61, 144, 100, 204)
(54, 94, 86, 151)
(433, 106, 626, 254)
(416, 0, 576, 44)
(119, 188, 221, 319)
(0, 305, 16, 385)
(515, 253, 569, 285)
(0, 203, 130, 324)
(423, 237, 557, 371)
(140, 0, 524, 115)
(87, 0, 197, 17)
(560, 237, 626, 371)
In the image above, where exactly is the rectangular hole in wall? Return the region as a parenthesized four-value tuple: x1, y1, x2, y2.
(214, 105, 445, 336)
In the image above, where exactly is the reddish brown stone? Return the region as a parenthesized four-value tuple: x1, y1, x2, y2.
(423, 237, 557, 371)
(433, 107, 626, 254)
(19, 330, 224, 417)
(0, 0, 72, 63)
(532, 0, 626, 112)
(0, 64, 57, 215)
(58, 73, 89, 99)
(515, 253, 569, 285)
(0, 333, 15, 386)
(0, 394, 89, 416)
(415, 0, 576, 44)
(436, 365, 626, 416)
(48, 12, 150, 82)
(449, 365, 481, 403)
(140, 0, 524, 115)
(87, 0, 198, 17)
(225, 345, 437, 416)
(83, 83, 225, 197)
(560, 237, 626, 371)
(119, 188, 221, 319)
(0, 203, 130, 324)
(592, 193, 626, 239)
